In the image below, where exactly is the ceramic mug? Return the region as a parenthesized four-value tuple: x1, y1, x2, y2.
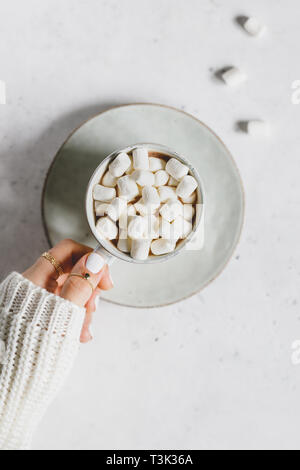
(86, 143, 204, 265)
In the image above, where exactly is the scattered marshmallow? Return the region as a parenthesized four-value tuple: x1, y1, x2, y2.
(160, 200, 183, 222)
(96, 216, 118, 240)
(155, 170, 169, 187)
(133, 170, 155, 187)
(149, 157, 166, 172)
(166, 158, 189, 180)
(142, 186, 160, 207)
(93, 184, 116, 202)
(133, 148, 149, 170)
(102, 171, 117, 187)
(221, 67, 247, 87)
(151, 239, 176, 256)
(128, 216, 148, 240)
(176, 175, 198, 199)
(158, 186, 178, 203)
(247, 120, 270, 137)
(107, 197, 127, 222)
(95, 202, 110, 217)
(243, 17, 266, 37)
(131, 239, 151, 261)
(117, 175, 139, 201)
(109, 152, 132, 177)
(168, 176, 179, 187)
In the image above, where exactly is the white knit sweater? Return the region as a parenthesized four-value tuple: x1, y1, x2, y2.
(0, 272, 85, 450)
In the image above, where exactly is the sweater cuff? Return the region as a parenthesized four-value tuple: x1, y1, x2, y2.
(0, 272, 86, 338)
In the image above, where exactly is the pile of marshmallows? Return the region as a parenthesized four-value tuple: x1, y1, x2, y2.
(93, 148, 199, 261)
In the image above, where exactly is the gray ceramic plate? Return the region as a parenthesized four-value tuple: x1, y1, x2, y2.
(42, 103, 244, 308)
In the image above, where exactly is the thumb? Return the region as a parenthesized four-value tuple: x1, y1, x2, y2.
(60, 252, 106, 307)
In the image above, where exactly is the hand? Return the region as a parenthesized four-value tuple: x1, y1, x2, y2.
(23, 239, 113, 343)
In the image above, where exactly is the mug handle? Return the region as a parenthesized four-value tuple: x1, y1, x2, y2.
(93, 244, 116, 267)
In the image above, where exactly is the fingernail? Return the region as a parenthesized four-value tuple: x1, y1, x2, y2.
(95, 295, 100, 310)
(86, 253, 105, 274)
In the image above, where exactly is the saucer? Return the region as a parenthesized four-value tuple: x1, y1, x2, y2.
(42, 104, 244, 308)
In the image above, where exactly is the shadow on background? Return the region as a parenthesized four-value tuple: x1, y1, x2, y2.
(0, 100, 127, 278)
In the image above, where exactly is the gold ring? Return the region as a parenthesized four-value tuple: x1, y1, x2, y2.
(68, 273, 94, 293)
(41, 252, 64, 277)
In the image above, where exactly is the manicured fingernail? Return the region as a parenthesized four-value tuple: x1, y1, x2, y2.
(86, 253, 105, 274)
(95, 295, 100, 310)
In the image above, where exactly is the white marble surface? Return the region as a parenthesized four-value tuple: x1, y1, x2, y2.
(0, 0, 299, 450)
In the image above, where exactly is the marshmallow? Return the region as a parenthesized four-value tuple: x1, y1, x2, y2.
(127, 204, 136, 216)
(128, 216, 148, 240)
(118, 230, 131, 253)
(166, 158, 189, 180)
(221, 67, 247, 87)
(109, 152, 132, 177)
(160, 200, 183, 222)
(93, 184, 116, 202)
(159, 218, 172, 239)
(149, 157, 166, 171)
(243, 17, 266, 37)
(134, 198, 159, 216)
(158, 186, 178, 203)
(132, 170, 155, 187)
(106, 197, 127, 222)
(176, 175, 198, 199)
(95, 202, 110, 217)
(181, 191, 197, 204)
(133, 148, 149, 170)
(119, 211, 128, 229)
(142, 186, 160, 207)
(119, 204, 136, 228)
(172, 216, 193, 239)
(151, 239, 176, 256)
(247, 120, 270, 137)
(155, 170, 169, 187)
(117, 175, 139, 201)
(145, 215, 160, 240)
(168, 176, 179, 187)
(96, 216, 118, 240)
(131, 239, 151, 261)
(183, 204, 195, 221)
(125, 157, 134, 175)
(102, 171, 117, 187)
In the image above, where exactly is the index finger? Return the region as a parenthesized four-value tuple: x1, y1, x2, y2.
(25, 239, 93, 288)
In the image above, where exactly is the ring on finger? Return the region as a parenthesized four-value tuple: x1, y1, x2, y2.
(68, 273, 94, 293)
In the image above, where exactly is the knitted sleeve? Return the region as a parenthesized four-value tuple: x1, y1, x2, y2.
(0, 272, 85, 450)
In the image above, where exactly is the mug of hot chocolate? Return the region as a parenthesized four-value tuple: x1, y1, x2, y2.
(86, 144, 204, 264)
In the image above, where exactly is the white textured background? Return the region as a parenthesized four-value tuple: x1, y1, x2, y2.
(0, 0, 299, 450)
